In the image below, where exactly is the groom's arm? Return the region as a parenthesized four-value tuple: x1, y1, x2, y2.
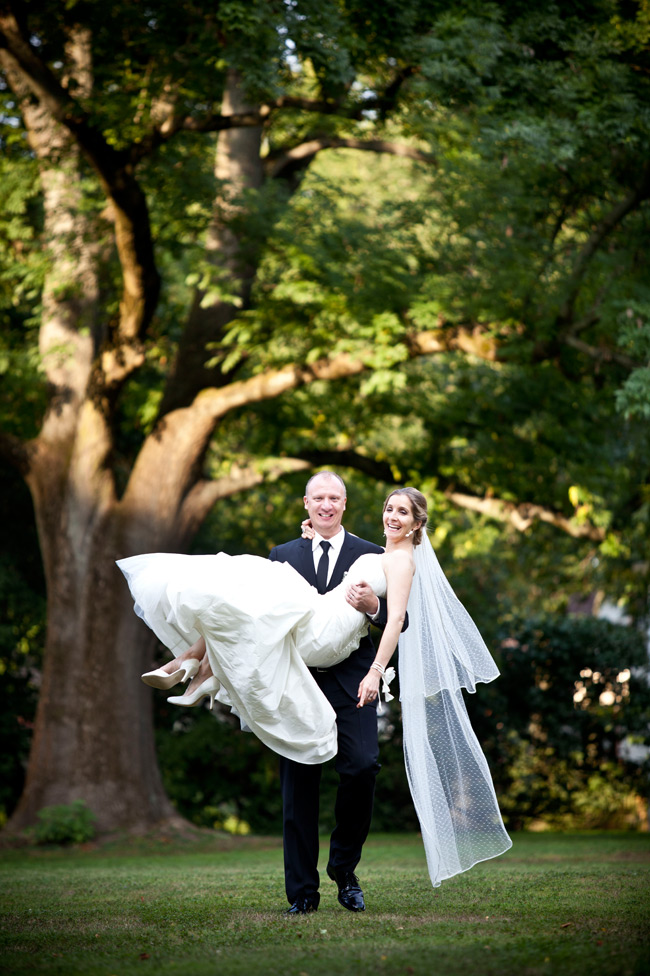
(347, 586, 409, 632)
(268, 542, 294, 565)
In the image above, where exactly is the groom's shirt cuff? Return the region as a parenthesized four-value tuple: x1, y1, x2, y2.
(367, 599, 381, 622)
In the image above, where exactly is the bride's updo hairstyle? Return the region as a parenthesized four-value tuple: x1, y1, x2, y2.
(383, 487, 428, 546)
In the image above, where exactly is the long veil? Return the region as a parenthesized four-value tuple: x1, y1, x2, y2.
(398, 533, 512, 886)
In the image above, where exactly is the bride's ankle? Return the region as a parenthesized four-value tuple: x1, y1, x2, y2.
(186, 668, 211, 694)
(197, 661, 212, 681)
(184, 641, 206, 663)
(169, 646, 202, 670)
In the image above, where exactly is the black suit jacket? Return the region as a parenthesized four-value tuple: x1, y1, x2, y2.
(269, 530, 385, 701)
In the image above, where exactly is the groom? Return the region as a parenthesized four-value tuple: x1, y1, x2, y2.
(269, 471, 394, 915)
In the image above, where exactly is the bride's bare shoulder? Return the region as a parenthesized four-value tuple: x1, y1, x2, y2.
(382, 549, 416, 576)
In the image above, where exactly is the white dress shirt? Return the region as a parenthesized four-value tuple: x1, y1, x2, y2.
(312, 528, 380, 618)
(311, 527, 345, 586)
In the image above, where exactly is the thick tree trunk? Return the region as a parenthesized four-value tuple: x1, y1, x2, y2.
(2, 25, 179, 834)
(9, 511, 176, 831)
(2, 42, 275, 834)
(160, 69, 264, 413)
(8, 384, 230, 834)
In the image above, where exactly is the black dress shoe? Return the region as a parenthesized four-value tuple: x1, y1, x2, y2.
(327, 865, 365, 912)
(284, 897, 318, 915)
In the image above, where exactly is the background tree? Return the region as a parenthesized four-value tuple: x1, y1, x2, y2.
(0, 0, 648, 833)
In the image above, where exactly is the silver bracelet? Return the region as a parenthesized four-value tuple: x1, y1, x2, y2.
(370, 662, 385, 676)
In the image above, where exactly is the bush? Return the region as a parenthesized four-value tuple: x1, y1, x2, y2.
(469, 614, 650, 830)
(32, 799, 97, 845)
(155, 702, 284, 833)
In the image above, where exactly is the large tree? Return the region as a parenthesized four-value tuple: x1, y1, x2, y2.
(1, 0, 648, 833)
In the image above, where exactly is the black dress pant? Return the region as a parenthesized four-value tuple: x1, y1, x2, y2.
(280, 672, 380, 904)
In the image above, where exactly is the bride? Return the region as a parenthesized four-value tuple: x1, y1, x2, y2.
(118, 486, 512, 887)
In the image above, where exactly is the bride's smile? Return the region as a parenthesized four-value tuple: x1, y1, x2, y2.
(383, 494, 418, 543)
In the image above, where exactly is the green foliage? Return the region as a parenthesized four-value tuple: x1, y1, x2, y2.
(0, 147, 48, 436)
(471, 613, 650, 830)
(31, 799, 97, 845)
(202, 802, 251, 835)
(5, 0, 649, 575)
(499, 746, 644, 831)
(616, 367, 650, 420)
(154, 700, 284, 833)
(615, 299, 650, 417)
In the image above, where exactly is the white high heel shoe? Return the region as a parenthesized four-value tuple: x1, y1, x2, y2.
(141, 658, 200, 690)
(168, 675, 220, 710)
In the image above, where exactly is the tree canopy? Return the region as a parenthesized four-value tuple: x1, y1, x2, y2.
(1, 0, 649, 832)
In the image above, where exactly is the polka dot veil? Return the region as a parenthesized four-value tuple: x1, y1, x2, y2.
(398, 533, 512, 886)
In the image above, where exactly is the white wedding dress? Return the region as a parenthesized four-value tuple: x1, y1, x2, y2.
(118, 551, 386, 764)
(118, 542, 512, 887)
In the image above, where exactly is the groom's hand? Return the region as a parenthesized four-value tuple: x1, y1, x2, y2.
(346, 581, 380, 617)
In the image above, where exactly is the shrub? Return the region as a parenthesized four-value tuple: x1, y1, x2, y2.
(32, 799, 97, 845)
(470, 614, 650, 830)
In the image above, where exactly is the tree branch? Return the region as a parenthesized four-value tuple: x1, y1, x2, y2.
(266, 137, 435, 181)
(99, 341, 147, 389)
(373, 65, 419, 119)
(130, 67, 418, 163)
(177, 458, 311, 543)
(184, 69, 415, 127)
(154, 98, 338, 145)
(294, 449, 396, 483)
(562, 335, 639, 370)
(190, 326, 500, 424)
(444, 490, 605, 540)
(558, 163, 650, 327)
(180, 441, 607, 544)
(125, 325, 496, 520)
(128, 108, 273, 163)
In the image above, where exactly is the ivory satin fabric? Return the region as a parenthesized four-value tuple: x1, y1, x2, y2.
(118, 551, 386, 763)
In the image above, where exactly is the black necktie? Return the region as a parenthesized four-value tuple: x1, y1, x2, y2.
(315, 540, 331, 593)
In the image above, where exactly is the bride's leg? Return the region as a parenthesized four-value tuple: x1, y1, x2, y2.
(160, 637, 206, 674)
(181, 650, 214, 696)
(141, 637, 207, 689)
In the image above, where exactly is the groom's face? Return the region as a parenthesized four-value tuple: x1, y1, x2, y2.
(304, 476, 346, 539)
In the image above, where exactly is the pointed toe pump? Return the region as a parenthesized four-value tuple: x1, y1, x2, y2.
(141, 657, 200, 690)
(167, 675, 220, 710)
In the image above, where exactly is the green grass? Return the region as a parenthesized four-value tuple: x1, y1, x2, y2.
(1, 832, 649, 975)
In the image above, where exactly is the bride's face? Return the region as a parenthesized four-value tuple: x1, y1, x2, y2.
(383, 494, 418, 542)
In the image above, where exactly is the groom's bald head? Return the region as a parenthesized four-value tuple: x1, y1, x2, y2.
(304, 471, 346, 496)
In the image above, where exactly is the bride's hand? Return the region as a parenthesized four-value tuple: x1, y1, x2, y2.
(356, 670, 380, 708)
(301, 518, 315, 540)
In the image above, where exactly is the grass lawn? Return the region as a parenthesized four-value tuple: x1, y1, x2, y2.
(1, 831, 649, 976)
